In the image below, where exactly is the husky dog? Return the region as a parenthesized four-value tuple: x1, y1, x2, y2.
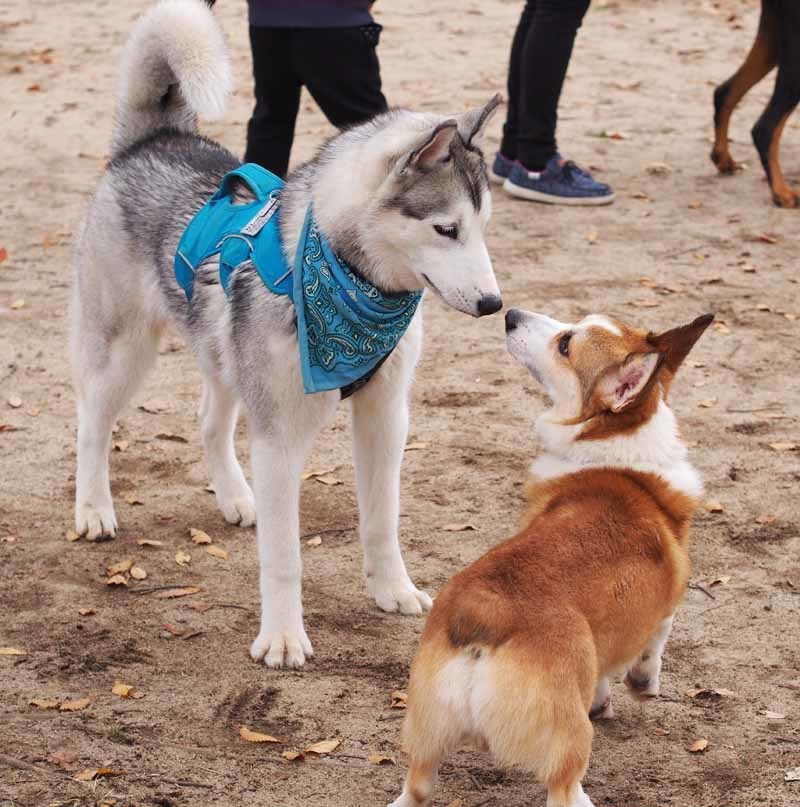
(72, 0, 502, 668)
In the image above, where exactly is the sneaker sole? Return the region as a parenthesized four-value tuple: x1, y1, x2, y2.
(503, 179, 615, 206)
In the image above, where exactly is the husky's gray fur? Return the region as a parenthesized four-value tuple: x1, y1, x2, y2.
(72, 0, 502, 668)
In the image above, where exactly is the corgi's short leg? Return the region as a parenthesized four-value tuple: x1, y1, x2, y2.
(547, 781, 596, 807)
(625, 615, 674, 698)
(589, 676, 613, 720)
(388, 759, 440, 807)
(544, 710, 595, 807)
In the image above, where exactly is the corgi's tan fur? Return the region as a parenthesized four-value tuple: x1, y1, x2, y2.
(389, 310, 713, 807)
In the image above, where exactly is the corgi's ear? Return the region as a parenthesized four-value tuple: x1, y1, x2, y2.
(647, 313, 714, 375)
(398, 120, 459, 174)
(596, 352, 661, 413)
(456, 93, 502, 147)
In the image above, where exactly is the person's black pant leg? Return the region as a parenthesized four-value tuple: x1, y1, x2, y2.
(500, 0, 536, 161)
(508, 0, 591, 170)
(246, 27, 302, 177)
(293, 25, 388, 130)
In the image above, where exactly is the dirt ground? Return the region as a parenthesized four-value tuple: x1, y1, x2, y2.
(1, 0, 799, 805)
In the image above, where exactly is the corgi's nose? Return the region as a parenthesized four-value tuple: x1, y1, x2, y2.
(505, 308, 522, 331)
(477, 294, 503, 317)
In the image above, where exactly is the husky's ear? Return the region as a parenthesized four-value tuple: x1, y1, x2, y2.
(596, 352, 661, 413)
(456, 93, 503, 147)
(397, 120, 459, 174)
(646, 313, 714, 375)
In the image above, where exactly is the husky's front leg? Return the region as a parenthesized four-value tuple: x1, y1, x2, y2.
(351, 368, 432, 616)
(249, 428, 314, 668)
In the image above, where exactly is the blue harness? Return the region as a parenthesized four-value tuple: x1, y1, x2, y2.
(175, 164, 422, 397)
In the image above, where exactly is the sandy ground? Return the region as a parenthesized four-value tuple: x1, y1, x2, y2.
(1, 0, 799, 805)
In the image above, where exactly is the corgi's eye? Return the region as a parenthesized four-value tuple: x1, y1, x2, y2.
(433, 224, 459, 240)
(558, 332, 573, 357)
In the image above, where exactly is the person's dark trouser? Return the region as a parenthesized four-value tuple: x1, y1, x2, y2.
(246, 25, 388, 177)
(500, 0, 591, 171)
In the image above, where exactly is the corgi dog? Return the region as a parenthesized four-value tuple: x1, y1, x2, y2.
(389, 309, 714, 807)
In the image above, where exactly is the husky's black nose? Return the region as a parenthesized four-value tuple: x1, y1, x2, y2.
(505, 308, 522, 331)
(477, 295, 503, 317)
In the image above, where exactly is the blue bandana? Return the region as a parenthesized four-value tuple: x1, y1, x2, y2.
(175, 164, 422, 396)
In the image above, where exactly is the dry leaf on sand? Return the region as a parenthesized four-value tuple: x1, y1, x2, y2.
(60, 698, 91, 712)
(688, 738, 709, 753)
(74, 768, 126, 782)
(66, 530, 80, 542)
(0, 647, 26, 656)
(154, 587, 201, 599)
(111, 682, 140, 699)
(190, 528, 212, 545)
(282, 749, 304, 761)
(175, 549, 191, 566)
(367, 754, 395, 765)
(441, 523, 476, 532)
(78, 607, 95, 616)
(130, 565, 147, 580)
(30, 698, 60, 709)
(106, 574, 128, 587)
(391, 691, 408, 709)
(206, 545, 229, 560)
(136, 539, 163, 547)
(106, 559, 134, 576)
(305, 739, 341, 755)
(306, 536, 322, 547)
(240, 726, 281, 743)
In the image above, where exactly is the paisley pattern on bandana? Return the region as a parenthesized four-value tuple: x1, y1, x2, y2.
(294, 210, 422, 394)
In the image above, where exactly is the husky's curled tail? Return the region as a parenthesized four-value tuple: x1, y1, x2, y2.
(111, 0, 231, 157)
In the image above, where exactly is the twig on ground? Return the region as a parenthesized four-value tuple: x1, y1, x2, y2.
(129, 584, 198, 595)
(688, 583, 715, 600)
(0, 753, 58, 777)
(300, 526, 355, 539)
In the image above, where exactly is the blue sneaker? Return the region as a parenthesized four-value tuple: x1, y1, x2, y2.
(503, 155, 615, 205)
(489, 152, 514, 185)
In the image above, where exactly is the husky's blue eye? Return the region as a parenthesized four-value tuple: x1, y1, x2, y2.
(433, 224, 458, 240)
(558, 332, 572, 357)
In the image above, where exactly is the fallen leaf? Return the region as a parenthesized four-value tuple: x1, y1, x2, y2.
(282, 750, 304, 761)
(7, 396, 22, 409)
(175, 549, 191, 567)
(130, 565, 147, 580)
(206, 545, 228, 561)
(755, 303, 771, 312)
(587, 230, 599, 244)
(60, 697, 91, 712)
(78, 607, 96, 616)
(763, 710, 786, 720)
(106, 574, 128, 587)
(757, 233, 778, 244)
(123, 493, 143, 506)
(688, 201, 702, 209)
(138, 400, 168, 414)
(189, 528, 211, 545)
(0, 647, 26, 656)
(688, 738, 709, 753)
(154, 587, 201, 599)
(755, 515, 777, 525)
(698, 398, 718, 409)
(367, 754, 396, 765)
(66, 530, 80, 543)
(785, 767, 800, 782)
(704, 500, 724, 513)
(708, 576, 731, 587)
(106, 559, 134, 577)
(136, 539, 163, 548)
(405, 441, 429, 451)
(10, 299, 25, 310)
(441, 523, 476, 532)
(26, 83, 41, 92)
(713, 321, 731, 335)
(0, 247, 7, 263)
(30, 698, 60, 709)
(240, 726, 281, 743)
(112, 440, 129, 452)
(305, 739, 341, 755)
(769, 442, 798, 452)
(686, 687, 735, 700)
(391, 690, 408, 709)
(301, 466, 338, 481)
(111, 682, 138, 699)
(74, 768, 126, 782)
(41, 232, 58, 247)
(306, 536, 323, 547)
(155, 431, 188, 443)
(647, 162, 672, 175)
(628, 299, 660, 308)
(314, 474, 341, 486)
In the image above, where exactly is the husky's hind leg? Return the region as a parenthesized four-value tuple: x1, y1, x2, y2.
(198, 373, 255, 527)
(72, 301, 161, 540)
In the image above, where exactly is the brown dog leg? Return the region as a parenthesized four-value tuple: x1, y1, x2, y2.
(712, 4, 778, 173)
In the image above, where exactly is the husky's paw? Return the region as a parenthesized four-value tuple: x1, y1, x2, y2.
(624, 667, 660, 699)
(217, 489, 256, 527)
(250, 628, 313, 669)
(369, 577, 433, 615)
(75, 502, 118, 542)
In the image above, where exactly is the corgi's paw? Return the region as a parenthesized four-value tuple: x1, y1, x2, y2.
(250, 627, 313, 669)
(369, 576, 433, 615)
(75, 501, 117, 542)
(589, 697, 614, 720)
